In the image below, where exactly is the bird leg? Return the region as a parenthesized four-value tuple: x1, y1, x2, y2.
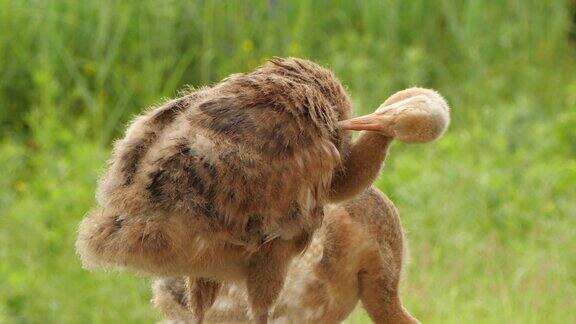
(358, 259, 419, 324)
(185, 276, 222, 324)
(246, 238, 296, 324)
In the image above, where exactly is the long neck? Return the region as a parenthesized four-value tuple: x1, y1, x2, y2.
(328, 132, 392, 203)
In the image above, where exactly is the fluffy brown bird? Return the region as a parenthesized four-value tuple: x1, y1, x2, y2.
(153, 186, 418, 324)
(152, 87, 449, 324)
(76, 57, 449, 323)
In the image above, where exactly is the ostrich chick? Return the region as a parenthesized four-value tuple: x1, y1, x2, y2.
(76, 55, 449, 323)
(153, 186, 418, 324)
(152, 88, 449, 324)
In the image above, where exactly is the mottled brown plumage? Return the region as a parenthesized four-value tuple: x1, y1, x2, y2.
(88, 58, 351, 252)
(77, 58, 356, 323)
(153, 187, 418, 324)
(76, 56, 449, 323)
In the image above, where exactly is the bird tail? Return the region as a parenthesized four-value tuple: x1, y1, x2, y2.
(75, 207, 194, 275)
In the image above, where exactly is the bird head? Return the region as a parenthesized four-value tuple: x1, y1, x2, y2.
(338, 87, 450, 143)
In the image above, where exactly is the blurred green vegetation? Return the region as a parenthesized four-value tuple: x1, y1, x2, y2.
(1, 0, 575, 323)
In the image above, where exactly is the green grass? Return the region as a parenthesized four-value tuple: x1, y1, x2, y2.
(1, 0, 575, 323)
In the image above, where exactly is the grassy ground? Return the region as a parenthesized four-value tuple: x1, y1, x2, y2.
(1, 1, 575, 323)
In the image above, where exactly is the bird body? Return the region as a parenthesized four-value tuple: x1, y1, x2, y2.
(77, 58, 352, 277)
(76, 56, 449, 323)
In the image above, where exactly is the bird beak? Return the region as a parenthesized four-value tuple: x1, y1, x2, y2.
(338, 113, 386, 132)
